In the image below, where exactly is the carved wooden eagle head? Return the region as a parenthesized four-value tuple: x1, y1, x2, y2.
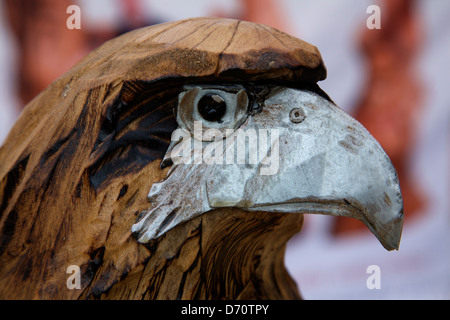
(0, 17, 403, 299)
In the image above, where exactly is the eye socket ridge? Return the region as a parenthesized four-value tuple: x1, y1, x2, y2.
(191, 88, 247, 127)
(176, 85, 250, 141)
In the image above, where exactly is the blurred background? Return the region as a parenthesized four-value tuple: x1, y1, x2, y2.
(0, 0, 448, 299)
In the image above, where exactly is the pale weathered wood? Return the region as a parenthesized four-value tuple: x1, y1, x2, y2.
(0, 17, 323, 299)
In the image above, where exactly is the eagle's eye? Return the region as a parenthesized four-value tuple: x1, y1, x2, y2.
(197, 93, 227, 123)
(176, 85, 249, 141)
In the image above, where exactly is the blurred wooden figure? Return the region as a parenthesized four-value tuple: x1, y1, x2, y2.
(333, 0, 427, 235)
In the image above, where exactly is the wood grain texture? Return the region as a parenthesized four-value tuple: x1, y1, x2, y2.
(84, 208, 303, 300)
(0, 17, 321, 299)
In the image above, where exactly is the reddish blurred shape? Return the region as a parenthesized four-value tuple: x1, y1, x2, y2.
(211, 0, 291, 33)
(5, 0, 90, 107)
(4, 0, 157, 108)
(333, 0, 427, 235)
(238, 0, 291, 32)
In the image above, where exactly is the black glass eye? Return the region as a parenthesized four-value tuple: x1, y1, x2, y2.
(197, 93, 227, 122)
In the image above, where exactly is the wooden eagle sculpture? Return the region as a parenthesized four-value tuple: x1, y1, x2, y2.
(0, 17, 403, 300)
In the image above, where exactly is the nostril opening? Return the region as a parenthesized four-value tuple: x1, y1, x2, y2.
(289, 108, 305, 123)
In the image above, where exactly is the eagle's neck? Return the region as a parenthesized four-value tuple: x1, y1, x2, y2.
(99, 208, 303, 300)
